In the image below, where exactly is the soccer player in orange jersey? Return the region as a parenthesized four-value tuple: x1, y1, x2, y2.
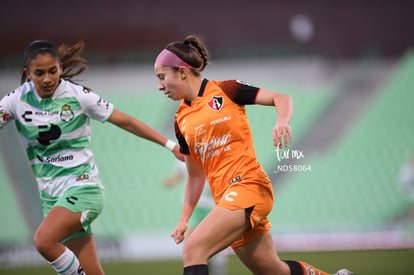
(154, 35, 352, 275)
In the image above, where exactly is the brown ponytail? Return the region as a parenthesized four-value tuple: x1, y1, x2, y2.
(166, 35, 209, 75)
(58, 41, 88, 82)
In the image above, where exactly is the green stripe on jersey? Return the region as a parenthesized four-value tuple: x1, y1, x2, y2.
(26, 136, 90, 160)
(20, 91, 81, 112)
(15, 114, 87, 141)
(59, 114, 88, 134)
(31, 163, 91, 178)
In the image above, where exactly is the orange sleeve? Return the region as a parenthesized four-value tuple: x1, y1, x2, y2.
(216, 80, 259, 105)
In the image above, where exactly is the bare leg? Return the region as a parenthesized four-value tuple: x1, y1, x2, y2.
(65, 234, 105, 275)
(33, 206, 83, 261)
(233, 231, 290, 275)
(33, 206, 104, 275)
(182, 206, 249, 266)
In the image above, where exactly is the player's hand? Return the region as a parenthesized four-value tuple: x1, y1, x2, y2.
(171, 221, 188, 244)
(273, 122, 292, 149)
(172, 145, 185, 162)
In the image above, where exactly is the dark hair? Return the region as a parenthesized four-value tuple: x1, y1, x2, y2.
(165, 35, 209, 75)
(20, 40, 89, 88)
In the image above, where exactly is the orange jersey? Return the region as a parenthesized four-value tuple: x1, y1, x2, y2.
(175, 79, 272, 205)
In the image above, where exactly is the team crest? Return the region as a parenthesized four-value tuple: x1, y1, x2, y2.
(60, 104, 74, 122)
(207, 96, 223, 111)
(0, 110, 10, 122)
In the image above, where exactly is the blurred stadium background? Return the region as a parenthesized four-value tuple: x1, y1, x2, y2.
(1, 0, 414, 274)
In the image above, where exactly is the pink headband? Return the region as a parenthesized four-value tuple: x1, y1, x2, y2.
(155, 49, 198, 70)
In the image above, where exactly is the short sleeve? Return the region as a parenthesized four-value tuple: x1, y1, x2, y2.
(174, 120, 190, 155)
(77, 90, 114, 122)
(0, 90, 17, 129)
(216, 80, 260, 105)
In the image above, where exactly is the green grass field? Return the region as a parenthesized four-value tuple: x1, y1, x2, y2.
(1, 249, 413, 275)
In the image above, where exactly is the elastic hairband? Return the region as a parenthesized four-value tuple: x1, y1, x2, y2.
(23, 41, 60, 66)
(25, 47, 59, 60)
(155, 49, 198, 70)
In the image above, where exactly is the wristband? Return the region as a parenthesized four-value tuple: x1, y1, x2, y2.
(165, 139, 177, 151)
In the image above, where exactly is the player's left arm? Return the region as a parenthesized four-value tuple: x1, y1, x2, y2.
(255, 88, 293, 148)
(219, 80, 293, 148)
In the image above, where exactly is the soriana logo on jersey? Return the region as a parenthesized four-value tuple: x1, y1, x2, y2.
(207, 96, 223, 111)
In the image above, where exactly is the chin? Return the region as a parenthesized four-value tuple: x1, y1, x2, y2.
(40, 90, 55, 98)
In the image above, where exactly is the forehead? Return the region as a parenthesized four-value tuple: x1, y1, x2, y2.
(154, 63, 175, 75)
(154, 63, 165, 73)
(27, 52, 59, 69)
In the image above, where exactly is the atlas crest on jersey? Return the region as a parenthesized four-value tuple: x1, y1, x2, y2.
(207, 96, 224, 111)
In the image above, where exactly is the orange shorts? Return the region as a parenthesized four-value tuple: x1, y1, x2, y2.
(216, 181, 274, 248)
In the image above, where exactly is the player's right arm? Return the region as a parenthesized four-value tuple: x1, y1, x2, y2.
(0, 91, 17, 129)
(171, 155, 206, 244)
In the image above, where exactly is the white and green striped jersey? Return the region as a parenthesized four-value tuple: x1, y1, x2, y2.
(0, 79, 114, 197)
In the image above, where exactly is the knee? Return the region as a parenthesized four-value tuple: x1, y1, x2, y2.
(182, 241, 206, 265)
(182, 242, 194, 264)
(33, 228, 54, 255)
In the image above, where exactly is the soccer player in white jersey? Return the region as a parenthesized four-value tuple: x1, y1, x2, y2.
(0, 40, 182, 275)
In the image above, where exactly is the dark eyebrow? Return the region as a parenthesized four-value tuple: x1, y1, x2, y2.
(34, 68, 46, 73)
(33, 65, 58, 73)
